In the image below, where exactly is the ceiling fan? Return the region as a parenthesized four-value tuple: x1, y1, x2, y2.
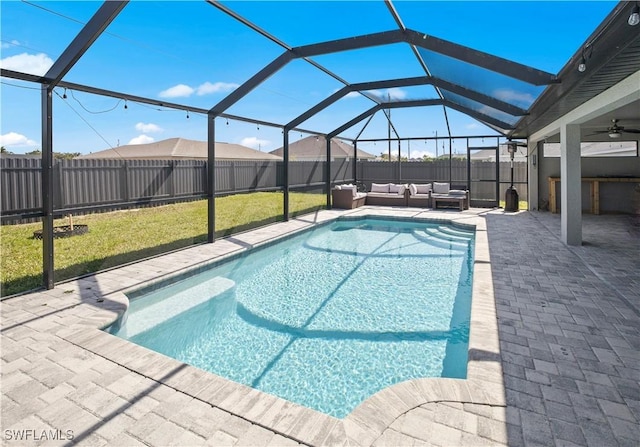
(591, 119, 640, 139)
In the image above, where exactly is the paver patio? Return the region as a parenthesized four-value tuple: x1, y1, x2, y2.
(1, 208, 638, 446)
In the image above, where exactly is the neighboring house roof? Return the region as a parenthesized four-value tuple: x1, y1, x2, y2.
(78, 138, 282, 161)
(269, 136, 375, 160)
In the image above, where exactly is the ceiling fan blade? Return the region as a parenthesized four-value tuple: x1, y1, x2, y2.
(623, 129, 640, 133)
(591, 130, 609, 134)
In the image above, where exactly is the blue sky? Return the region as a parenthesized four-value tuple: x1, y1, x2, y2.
(1, 1, 616, 158)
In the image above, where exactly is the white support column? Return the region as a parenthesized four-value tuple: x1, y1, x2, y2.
(560, 123, 582, 245)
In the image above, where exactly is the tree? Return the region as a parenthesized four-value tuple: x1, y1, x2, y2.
(378, 153, 410, 162)
(0, 146, 12, 154)
(54, 152, 81, 160)
(21, 149, 80, 159)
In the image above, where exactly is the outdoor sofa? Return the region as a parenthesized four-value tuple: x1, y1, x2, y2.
(332, 182, 409, 208)
(332, 181, 469, 210)
(407, 183, 433, 207)
(365, 183, 408, 206)
(331, 184, 367, 209)
(408, 182, 469, 210)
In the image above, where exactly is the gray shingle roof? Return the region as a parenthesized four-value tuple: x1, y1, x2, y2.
(78, 138, 282, 160)
(269, 136, 375, 160)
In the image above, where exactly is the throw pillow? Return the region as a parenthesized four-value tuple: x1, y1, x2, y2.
(371, 183, 390, 193)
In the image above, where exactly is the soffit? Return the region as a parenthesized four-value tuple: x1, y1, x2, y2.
(511, 2, 640, 139)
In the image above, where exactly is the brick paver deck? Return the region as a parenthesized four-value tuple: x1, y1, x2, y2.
(1, 209, 638, 446)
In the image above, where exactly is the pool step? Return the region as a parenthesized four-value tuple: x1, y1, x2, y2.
(437, 225, 474, 239)
(118, 276, 236, 338)
(412, 230, 469, 250)
(424, 228, 472, 245)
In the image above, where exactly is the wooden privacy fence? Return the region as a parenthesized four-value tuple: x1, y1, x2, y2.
(1, 157, 526, 222)
(0, 158, 355, 222)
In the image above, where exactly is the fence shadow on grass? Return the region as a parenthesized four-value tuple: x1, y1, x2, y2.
(215, 215, 284, 238)
(1, 273, 43, 298)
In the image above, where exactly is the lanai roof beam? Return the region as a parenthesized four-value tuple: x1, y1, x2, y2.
(206, 0, 383, 109)
(286, 75, 526, 131)
(405, 29, 559, 86)
(328, 99, 514, 139)
(328, 100, 442, 138)
(44, 1, 128, 86)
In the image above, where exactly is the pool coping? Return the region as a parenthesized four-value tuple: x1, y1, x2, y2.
(52, 207, 503, 446)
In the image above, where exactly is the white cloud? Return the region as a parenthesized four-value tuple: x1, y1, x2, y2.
(386, 88, 407, 100)
(0, 132, 37, 147)
(1, 39, 21, 49)
(240, 137, 270, 150)
(128, 135, 155, 145)
(135, 122, 163, 133)
(338, 88, 406, 100)
(366, 88, 407, 101)
(407, 149, 435, 159)
(332, 88, 361, 99)
(159, 81, 238, 98)
(465, 122, 481, 130)
(196, 81, 239, 95)
(158, 84, 194, 98)
(493, 89, 535, 107)
(0, 52, 53, 76)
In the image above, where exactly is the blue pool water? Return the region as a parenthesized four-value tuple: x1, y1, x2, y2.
(108, 217, 475, 418)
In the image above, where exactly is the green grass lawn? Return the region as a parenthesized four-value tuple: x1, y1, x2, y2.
(1, 192, 326, 297)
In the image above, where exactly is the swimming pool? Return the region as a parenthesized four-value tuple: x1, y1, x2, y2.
(108, 217, 475, 418)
